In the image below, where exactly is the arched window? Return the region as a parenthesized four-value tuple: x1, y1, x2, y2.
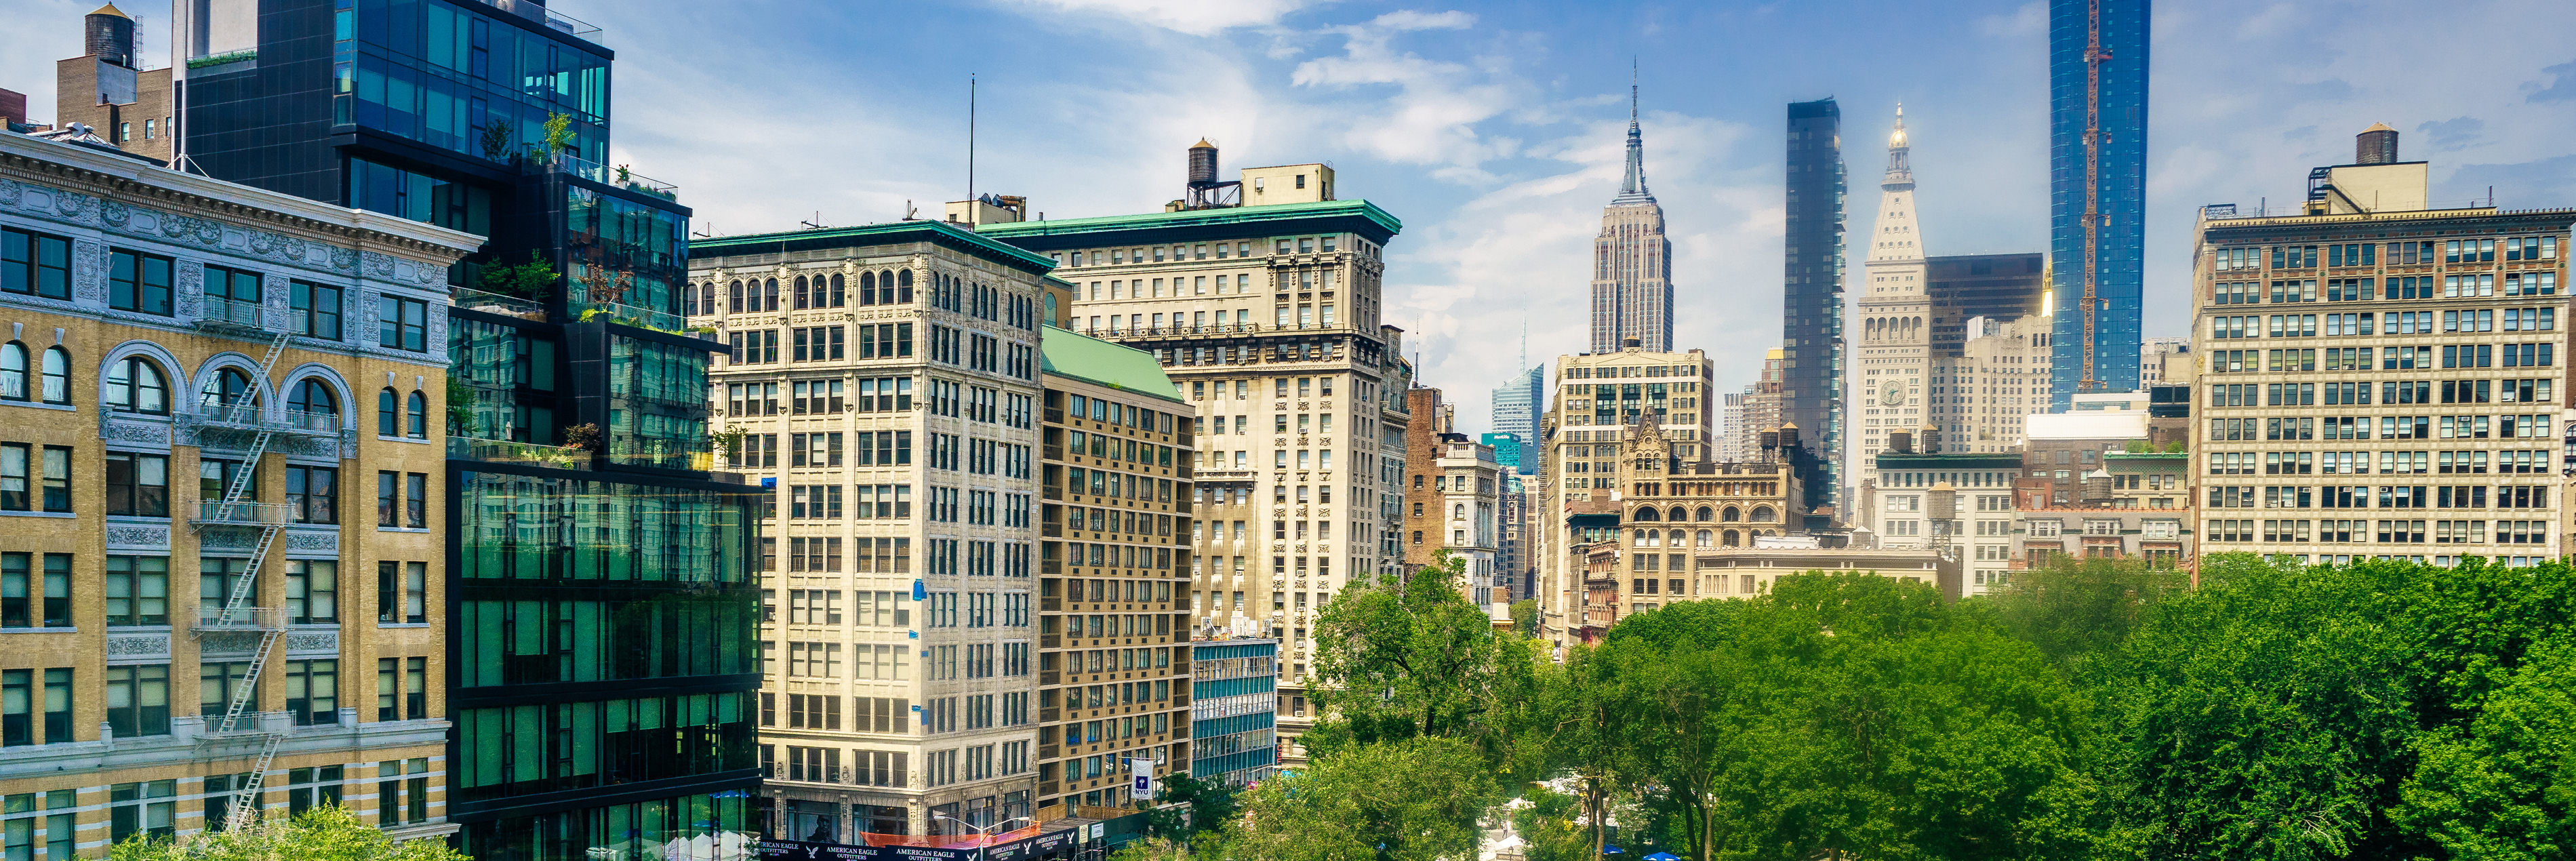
(1721, 506, 1742, 522)
(206, 367, 256, 413)
(407, 391, 428, 438)
(1751, 506, 1777, 523)
(763, 278, 779, 311)
(860, 271, 877, 306)
(1668, 506, 1687, 522)
(727, 280, 743, 312)
(895, 268, 913, 302)
(288, 379, 338, 424)
(105, 357, 169, 415)
(1695, 506, 1714, 522)
(0, 342, 25, 401)
(1634, 506, 1659, 522)
(378, 388, 399, 435)
(1668, 529, 1686, 547)
(793, 275, 809, 309)
(1722, 529, 1741, 547)
(1451, 503, 1464, 519)
(42, 348, 68, 405)
(1695, 530, 1713, 547)
(828, 273, 845, 307)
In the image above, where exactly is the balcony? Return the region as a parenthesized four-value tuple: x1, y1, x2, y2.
(447, 437, 592, 470)
(195, 501, 294, 527)
(573, 292, 685, 334)
(467, 0, 602, 40)
(193, 605, 285, 633)
(195, 298, 267, 334)
(189, 402, 340, 437)
(451, 286, 545, 321)
(534, 151, 675, 201)
(199, 710, 291, 738)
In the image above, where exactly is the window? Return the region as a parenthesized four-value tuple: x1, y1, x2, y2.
(104, 556, 169, 626)
(376, 658, 426, 721)
(206, 367, 256, 416)
(380, 471, 427, 528)
(203, 264, 261, 321)
(378, 296, 428, 351)
(282, 766, 342, 817)
(285, 465, 337, 524)
(285, 561, 337, 625)
(378, 561, 426, 624)
(378, 388, 399, 435)
(378, 759, 430, 826)
(108, 780, 176, 843)
(104, 357, 168, 414)
(291, 281, 342, 339)
(1, 668, 70, 747)
(1, 228, 71, 300)
(406, 391, 428, 437)
(103, 665, 170, 738)
(110, 249, 174, 315)
(0, 343, 21, 402)
(283, 660, 338, 725)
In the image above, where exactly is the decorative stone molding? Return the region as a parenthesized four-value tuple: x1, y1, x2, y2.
(283, 531, 338, 553)
(201, 633, 260, 655)
(199, 529, 256, 550)
(105, 525, 170, 550)
(98, 413, 173, 447)
(284, 631, 338, 655)
(106, 633, 171, 659)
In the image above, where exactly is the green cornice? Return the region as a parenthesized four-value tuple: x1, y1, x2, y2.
(973, 199, 1403, 249)
(692, 220, 1058, 274)
(1872, 453, 2027, 470)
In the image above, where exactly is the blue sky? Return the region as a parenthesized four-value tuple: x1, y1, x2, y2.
(9, 0, 2575, 437)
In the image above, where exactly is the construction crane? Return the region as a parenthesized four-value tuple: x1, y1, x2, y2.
(2078, 0, 2112, 393)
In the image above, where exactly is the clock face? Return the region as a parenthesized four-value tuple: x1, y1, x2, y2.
(1883, 383, 1906, 405)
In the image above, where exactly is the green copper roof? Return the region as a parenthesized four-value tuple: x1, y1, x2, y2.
(1872, 452, 2026, 470)
(692, 220, 1057, 273)
(1041, 325, 1184, 404)
(975, 199, 1402, 248)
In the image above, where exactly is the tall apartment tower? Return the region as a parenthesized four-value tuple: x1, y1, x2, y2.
(975, 147, 1407, 767)
(688, 222, 1058, 838)
(2192, 130, 2569, 566)
(1590, 85, 1674, 354)
(1531, 346, 1714, 643)
(176, 1, 761, 856)
(1854, 106, 1931, 494)
(1784, 98, 1847, 518)
(0, 130, 476, 852)
(2048, 0, 2151, 409)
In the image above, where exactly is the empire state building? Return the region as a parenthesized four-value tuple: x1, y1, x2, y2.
(1590, 85, 1673, 354)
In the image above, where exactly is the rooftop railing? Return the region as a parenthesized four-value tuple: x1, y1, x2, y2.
(469, 0, 601, 40)
(447, 437, 592, 470)
(536, 151, 676, 201)
(451, 286, 545, 320)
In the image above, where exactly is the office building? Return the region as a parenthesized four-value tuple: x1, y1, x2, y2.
(1490, 362, 1542, 472)
(55, 5, 173, 163)
(1783, 98, 1847, 516)
(1398, 405, 1502, 614)
(1185, 639, 1274, 790)
(0, 128, 472, 847)
(2048, 0, 2151, 408)
(1568, 423, 1815, 639)
(2139, 336, 2189, 384)
(176, 0, 764, 852)
(1864, 431, 2021, 596)
(1496, 473, 1529, 603)
(2192, 128, 2571, 567)
(1530, 344, 1714, 642)
(1935, 315, 2053, 453)
(1034, 327, 1195, 818)
(685, 221, 1059, 837)
(974, 145, 1408, 763)
(1925, 254, 2048, 357)
(1590, 85, 1672, 354)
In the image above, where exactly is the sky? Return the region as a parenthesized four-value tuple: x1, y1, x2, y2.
(7, 0, 2575, 439)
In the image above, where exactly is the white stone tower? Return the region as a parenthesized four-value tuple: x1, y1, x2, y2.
(1853, 104, 1933, 492)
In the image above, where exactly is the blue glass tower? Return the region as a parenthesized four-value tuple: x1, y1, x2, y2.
(2047, 0, 2150, 409)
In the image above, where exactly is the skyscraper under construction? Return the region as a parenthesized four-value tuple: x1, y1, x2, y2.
(2047, 0, 2150, 409)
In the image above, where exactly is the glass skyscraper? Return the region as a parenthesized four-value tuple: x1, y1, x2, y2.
(2047, 0, 2150, 409)
(179, 1, 761, 857)
(1488, 364, 1542, 472)
(1784, 98, 1845, 516)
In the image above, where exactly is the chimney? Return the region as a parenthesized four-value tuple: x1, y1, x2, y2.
(85, 4, 136, 69)
(1887, 430, 1912, 454)
(2356, 123, 2399, 165)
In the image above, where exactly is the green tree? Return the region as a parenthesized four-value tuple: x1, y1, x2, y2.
(113, 805, 473, 861)
(2399, 641, 2576, 860)
(1145, 772, 1239, 842)
(1511, 599, 1539, 636)
(1222, 736, 1503, 861)
(1977, 555, 2191, 675)
(540, 111, 575, 157)
(477, 249, 557, 301)
(1510, 786, 1595, 861)
(1308, 550, 1545, 767)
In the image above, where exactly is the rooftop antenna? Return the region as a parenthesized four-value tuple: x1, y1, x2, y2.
(692, 222, 712, 239)
(904, 200, 918, 220)
(968, 73, 978, 212)
(801, 211, 825, 230)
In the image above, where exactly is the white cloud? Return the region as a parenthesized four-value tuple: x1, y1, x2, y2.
(992, 0, 1321, 35)
(1288, 9, 1531, 176)
(1975, 2, 2043, 37)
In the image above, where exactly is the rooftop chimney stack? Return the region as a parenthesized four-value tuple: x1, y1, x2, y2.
(2356, 123, 2399, 165)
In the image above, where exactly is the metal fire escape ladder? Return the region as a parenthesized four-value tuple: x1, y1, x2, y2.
(2078, 0, 2109, 392)
(186, 327, 304, 823)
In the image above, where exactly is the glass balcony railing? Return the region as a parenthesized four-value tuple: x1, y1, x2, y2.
(451, 286, 546, 320)
(573, 294, 684, 334)
(534, 151, 676, 201)
(447, 437, 593, 470)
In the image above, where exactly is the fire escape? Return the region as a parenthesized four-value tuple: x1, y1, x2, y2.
(183, 300, 336, 828)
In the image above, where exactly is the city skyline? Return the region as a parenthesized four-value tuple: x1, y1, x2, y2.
(6, 0, 2571, 437)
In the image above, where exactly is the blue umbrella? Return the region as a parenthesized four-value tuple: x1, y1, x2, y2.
(1645, 853, 1681, 860)
(1602, 847, 1626, 856)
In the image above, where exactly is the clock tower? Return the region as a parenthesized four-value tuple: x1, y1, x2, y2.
(1853, 105, 1933, 514)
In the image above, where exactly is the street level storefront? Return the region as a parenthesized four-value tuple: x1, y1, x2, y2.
(757, 820, 1098, 861)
